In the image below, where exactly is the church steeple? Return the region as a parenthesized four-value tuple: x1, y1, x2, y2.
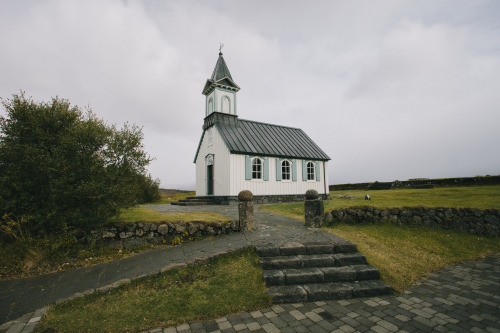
(211, 52, 234, 82)
(202, 51, 240, 118)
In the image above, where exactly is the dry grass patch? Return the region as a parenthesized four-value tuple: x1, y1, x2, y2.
(111, 206, 230, 223)
(325, 224, 500, 292)
(146, 191, 195, 205)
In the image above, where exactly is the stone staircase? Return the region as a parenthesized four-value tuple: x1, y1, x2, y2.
(256, 242, 392, 303)
(171, 196, 225, 206)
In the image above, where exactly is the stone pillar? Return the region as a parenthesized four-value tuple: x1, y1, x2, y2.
(304, 189, 324, 228)
(238, 190, 254, 231)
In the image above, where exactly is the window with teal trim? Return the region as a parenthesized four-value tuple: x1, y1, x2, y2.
(307, 161, 315, 180)
(207, 97, 213, 116)
(221, 96, 230, 114)
(282, 160, 291, 180)
(252, 157, 262, 180)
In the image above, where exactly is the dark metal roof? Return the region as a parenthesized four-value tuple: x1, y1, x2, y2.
(194, 114, 330, 162)
(202, 52, 240, 95)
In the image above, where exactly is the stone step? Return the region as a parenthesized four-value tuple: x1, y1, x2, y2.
(263, 265, 380, 286)
(171, 201, 208, 206)
(256, 241, 357, 257)
(259, 253, 367, 270)
(267, 280, 393, 303)
(256, 242, 392, 303)
(178, 198, 217, 203)
(172, 196, 223, 206)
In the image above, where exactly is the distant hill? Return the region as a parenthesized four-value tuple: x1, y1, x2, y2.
(159, 189, 194, 195)
(330, 175, 500, 191)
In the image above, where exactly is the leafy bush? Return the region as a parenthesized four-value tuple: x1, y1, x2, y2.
(132, 173, 161, 204)
(0, 92, 157, 238)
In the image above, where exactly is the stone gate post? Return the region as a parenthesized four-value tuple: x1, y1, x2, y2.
(304, 189, 324, 228)
(238, 190, 254, 231)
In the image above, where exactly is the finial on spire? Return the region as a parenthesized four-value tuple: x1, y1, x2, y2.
(219, 43, 224, 55)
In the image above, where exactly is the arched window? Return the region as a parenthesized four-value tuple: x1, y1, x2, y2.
(252, 157, 262, 180)
(307, 161, 315, 180)
(207, 97, 213, 116)
(282, 160, 291, 180)
(221, 96, 230, 114)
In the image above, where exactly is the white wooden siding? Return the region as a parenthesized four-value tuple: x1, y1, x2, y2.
(228, 154, 328, 196)
(195, 127, 231, 196)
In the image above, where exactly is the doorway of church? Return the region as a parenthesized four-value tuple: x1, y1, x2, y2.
(207, 165, 214, 195)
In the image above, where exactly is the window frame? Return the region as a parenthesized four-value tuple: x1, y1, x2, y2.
(281, 159, 291, 181)
(221, 95, 231, 114)
(207, 97, 213, 116)
(251, 157, 263, 180)
(306, 161, 315, 181)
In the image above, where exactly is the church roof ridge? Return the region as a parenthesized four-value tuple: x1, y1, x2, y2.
(236, 118, 303, 131)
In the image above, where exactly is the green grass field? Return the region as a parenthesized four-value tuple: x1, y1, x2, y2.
(260, 185, 500, 220)
(34, 184, 500, 332)
(260, 184, 500, 292)
(36, 248, 272, 333)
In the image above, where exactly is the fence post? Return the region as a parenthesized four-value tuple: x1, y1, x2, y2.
(238, 190, 254, 231)
(304, 189, 324, 228)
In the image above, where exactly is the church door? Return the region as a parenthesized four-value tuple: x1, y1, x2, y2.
(206, 154, 214, 195)
(207, 165, 214, 195)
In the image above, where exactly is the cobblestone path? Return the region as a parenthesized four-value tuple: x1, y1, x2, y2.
(1, 204, 499, 333)
(151, 252, 500, 333)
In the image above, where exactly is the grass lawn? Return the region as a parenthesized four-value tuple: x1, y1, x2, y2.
(325, 224, 500, 292)
(260, 185, 500, 293)
(260, 185, 500, 220)
(145, 191, 195, 205)
(32, 184, 500, 331)
(111, 206, 230, 223)
(36, 248, 272, 333)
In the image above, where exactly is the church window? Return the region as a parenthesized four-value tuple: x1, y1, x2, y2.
(282, 160, 291, 180)
(221, 96, 230, 114)
(252, 157, 262, 180)
(307, 161, 315, 180)
(207, 97, 213, 116)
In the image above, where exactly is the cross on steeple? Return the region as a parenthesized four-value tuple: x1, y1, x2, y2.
(219, 43, 224, 54)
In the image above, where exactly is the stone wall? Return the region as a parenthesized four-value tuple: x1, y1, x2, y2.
(330, 176, 500, 191)
(326, 207, 500, 236)
(87, 220, 240, 249)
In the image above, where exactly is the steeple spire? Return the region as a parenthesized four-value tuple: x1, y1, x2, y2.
(202, 50, 240, 95)
(211, 52, 234, 82)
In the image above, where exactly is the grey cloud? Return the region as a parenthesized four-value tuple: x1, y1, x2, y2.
(0, 0, 499, 188)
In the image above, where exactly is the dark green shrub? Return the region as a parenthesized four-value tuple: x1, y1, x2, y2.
(0, 92, 154, 237)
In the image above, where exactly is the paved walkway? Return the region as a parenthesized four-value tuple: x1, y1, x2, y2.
(152, 253, 500, 333)
(1, 204, 499, 332)
(0, 204, 346, 328)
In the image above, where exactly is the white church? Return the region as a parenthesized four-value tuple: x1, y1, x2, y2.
(192, 51, 331, 204)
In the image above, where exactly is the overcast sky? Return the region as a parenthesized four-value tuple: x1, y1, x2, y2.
(1, 0, 499, 189)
